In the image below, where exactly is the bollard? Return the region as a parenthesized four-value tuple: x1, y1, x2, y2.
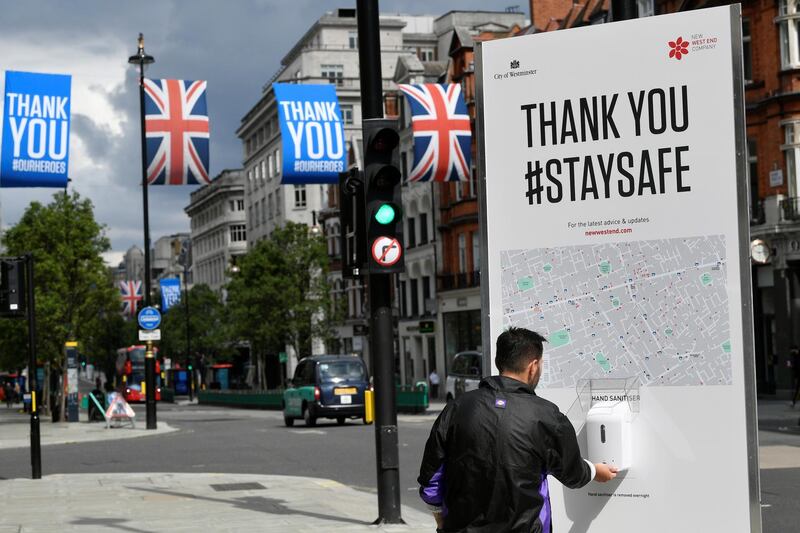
(365, 389, 374, 424)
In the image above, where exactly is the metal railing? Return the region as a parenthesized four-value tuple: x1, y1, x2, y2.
(780, 197, 800, 222)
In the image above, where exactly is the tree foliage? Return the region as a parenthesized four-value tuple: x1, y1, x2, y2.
(226, 222, 340, 384)
(0, 191, 119, 371)
(159, 283, 232, 363)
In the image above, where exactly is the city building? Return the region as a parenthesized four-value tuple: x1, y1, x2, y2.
(390, 54, 448, 391)
(120, 245, 144, 283)
(239, 9, 441, 373)
(381, 10, 528, 390)
(151, 233, 190, 282)
(185, 169, 247, 295)
(237, 9, 434, 248)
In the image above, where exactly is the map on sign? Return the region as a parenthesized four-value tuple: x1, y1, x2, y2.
(500, 236, 731, 388)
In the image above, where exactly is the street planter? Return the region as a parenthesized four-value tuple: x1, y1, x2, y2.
(396, 382, 429, 414)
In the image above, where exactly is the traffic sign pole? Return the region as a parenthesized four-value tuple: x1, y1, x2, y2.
(357, 0, 403, 524)
(138, 306, 160, 430)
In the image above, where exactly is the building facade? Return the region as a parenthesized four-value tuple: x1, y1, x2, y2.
(185, 169, 247, 295)
(391, 55, 448, 391)
(151, 233, 190, 282)
(237, 9, 433, 249)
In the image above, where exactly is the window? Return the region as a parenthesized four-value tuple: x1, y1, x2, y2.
(458, 233, 467, 274)
(472, 231, 480, 271)
(237, 199, 245, 211)
(268, 193, 274, 219)
(229, 200, 235, 212)
(340, 104, 354, 125)
(248, 205, 253, 228)
(275, 149, 281, 175)
(261, 198, 267, 224)
(349, 31, 358, 49)
(454, 181, 463, 202)
(748, 138, 760, 218)
(401, 151, 408, 178)
(419, 213, 429, 245)
(275, 188, 282, 216)
(743, 18, 753, 83)
(321, 64, 344, 86)
(422, 275, 431, 314)
(783, 121, 800, 195)
(778, 1, 800, 69)
(294, 185, 307, 208)
(411, 278, 419, 317)
(255, 202, 261, 226)
(418, 48, 435, 62)
(399, 281, 407, 317)
(230, 224, 246, 242)
(407, 217, 416, 248)
(261, 160, 267, 181)
(636, 0, 654, 17)
(268, 154, 274, 178)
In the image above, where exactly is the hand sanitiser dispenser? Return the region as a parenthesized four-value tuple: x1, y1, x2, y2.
(586, 400, 633, 471)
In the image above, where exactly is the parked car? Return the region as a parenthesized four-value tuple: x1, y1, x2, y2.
(282, 355, 369, 427)
(446, 350, 483, 402)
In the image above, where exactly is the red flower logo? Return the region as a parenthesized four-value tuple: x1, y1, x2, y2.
(668, 37, 689, 60)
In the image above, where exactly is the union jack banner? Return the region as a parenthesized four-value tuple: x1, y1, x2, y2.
(397, 83, 471, 182)
(144, 79, 210, 185)
(119, 280, 142, 318)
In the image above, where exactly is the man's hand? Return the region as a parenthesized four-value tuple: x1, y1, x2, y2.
(594, 463, 618, 482)
(433, 510, 444, 529)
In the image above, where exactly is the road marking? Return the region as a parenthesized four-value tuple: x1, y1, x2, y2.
(289, 429, 327, 435)
(759, 445, 800, 469)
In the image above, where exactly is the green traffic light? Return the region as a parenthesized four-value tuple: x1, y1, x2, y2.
(375, 204, 396, 225)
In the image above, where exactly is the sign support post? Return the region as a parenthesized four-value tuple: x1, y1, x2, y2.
(357, 0, 403, 524)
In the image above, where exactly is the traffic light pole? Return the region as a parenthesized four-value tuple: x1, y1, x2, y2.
(357, 0, 403, 524)
(25, 254, 41, 479)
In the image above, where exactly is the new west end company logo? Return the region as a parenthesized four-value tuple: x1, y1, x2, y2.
(667, 33, 719, 61)
(668, 36, 689, 60)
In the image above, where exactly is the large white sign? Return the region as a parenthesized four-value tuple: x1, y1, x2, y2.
(478, 6, 759, 532)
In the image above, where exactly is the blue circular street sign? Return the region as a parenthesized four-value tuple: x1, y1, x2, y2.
(138, 306, 161, 330)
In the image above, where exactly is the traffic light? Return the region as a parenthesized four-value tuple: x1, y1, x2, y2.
(339, 168, 366, 278)
(0, 258, 25, 317)
(362, 118, 404, 274)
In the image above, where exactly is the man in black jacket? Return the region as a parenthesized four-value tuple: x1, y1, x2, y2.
(418, 327, 617, 532)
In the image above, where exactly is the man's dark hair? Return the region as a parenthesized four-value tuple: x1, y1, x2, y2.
(495, 327, 547, 373)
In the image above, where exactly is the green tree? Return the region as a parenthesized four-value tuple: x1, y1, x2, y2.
(159, 283, 232, 364)
(0, 191, 120, 411)
(226, 222, 340, 388)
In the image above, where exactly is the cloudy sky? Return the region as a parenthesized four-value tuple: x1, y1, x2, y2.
(0, 0, 507, 265)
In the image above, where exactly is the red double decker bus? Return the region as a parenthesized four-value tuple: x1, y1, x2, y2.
(116, 346, 161, 402)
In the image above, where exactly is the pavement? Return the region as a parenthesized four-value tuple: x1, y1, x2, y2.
(0, 473, 434, 532)
(0, 402, 178, 450)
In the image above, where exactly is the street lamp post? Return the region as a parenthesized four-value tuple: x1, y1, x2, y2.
(128, 34, 157, 430)
(179, 241, 193, 401)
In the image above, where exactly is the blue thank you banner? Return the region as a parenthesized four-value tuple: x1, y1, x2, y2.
(274, 83, 345, 184)
(1, 71, 72, 188)
(160, 278, 181, 312)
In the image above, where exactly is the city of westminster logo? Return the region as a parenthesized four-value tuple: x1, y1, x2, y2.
(510, 59, 520, 69)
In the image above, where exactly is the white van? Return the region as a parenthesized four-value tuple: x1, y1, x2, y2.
(445, 351, 483, 402)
